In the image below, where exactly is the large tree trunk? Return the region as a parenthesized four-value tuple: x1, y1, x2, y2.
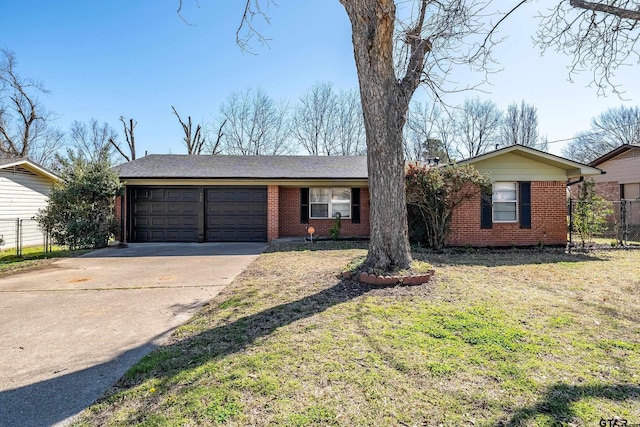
(340, 0, 415, 271)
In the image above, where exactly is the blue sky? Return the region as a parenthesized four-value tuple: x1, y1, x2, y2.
(2, 1, 639, 158)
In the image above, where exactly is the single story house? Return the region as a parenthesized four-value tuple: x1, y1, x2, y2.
(450, 145, 603, 246)
(114, 155, 369, 243)
(114, 146, 602, 247)
(0, 158, 60, 250)
(588, 144, 640, 201)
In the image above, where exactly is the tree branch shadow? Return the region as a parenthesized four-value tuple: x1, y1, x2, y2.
(505, 383, 640, 426)
(107, 278, 394, 393)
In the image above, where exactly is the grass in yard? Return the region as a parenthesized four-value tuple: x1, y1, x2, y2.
(0, 245, 90, 275)
(75, 243, 640, 426)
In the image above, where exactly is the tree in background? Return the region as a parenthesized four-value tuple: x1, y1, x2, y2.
(109, 116, 137, 162)
(172, 106, 207, 155)
(291, 82, 337, 155)
(218, 87, 291, 155)
(405, 102, 450, 162)
(36, 147, 123, 249)
(501, 100, 543, 150)
(406, 162, 490, 250)
(68, 118, 118, 164)
(455, 97, 502, 158)
(332, 88, 366, 155)
(0, 48, 64, 167)
(563, 105, 640, 163)
(291, 82, 366, 156)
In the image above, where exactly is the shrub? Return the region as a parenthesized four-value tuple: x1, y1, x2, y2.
(571, 179, 613, 248)
(329, 212, 342, 239)
(406, 163, 490, 250)
(36, 150, 123, 249)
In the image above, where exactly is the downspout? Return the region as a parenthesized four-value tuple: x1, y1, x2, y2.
(566, 176, 584, 187)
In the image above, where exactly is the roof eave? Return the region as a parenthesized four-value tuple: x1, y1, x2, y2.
(0, 159, 61, 182)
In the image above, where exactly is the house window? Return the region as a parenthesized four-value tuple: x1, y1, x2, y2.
(492, 182, 517, 222)
(309, 188, 351, 219)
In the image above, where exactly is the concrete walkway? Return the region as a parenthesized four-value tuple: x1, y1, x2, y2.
(0, 242, 266, 427)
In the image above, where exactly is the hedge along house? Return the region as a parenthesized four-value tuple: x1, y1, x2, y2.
(114, 155, 369, 243)
(448, 145, 603, 247)
(0, 158, 61, 250)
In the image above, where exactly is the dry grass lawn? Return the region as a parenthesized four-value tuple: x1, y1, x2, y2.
(75, 243, 640, 426)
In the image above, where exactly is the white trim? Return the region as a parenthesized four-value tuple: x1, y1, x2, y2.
(0, 159, 60, 182)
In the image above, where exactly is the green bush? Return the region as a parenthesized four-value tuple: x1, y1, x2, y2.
(406, 163, 490, 250)
(572, 179, 614, 248)
(329, 212, 342, 239)
(36, 149, 123, 249)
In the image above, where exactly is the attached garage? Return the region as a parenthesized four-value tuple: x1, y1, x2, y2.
(129, 186, 267, 243)
(114, 155, 370, 243)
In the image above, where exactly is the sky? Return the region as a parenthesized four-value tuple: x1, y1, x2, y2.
(2, 1, 639, 159)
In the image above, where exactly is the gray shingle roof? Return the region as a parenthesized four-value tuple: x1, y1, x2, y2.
(114, 155, 368, 179)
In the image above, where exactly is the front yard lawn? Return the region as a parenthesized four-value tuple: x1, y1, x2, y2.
(76, 243, 640, 426)
(0, 245, 87, 276)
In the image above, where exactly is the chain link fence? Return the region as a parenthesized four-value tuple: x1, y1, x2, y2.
(0, 218, 53, 256)
(569, 199, 640, 247)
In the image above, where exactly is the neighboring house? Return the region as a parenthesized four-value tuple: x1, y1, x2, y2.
(114, 155, 369, 243)
(588, 144, 640, 201)
(114, 147, 602, 247)
(0, 158, 60, 250)
(450, 145, 602, 247)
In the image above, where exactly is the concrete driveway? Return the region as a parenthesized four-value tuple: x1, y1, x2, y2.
(0, 242, 266, 427)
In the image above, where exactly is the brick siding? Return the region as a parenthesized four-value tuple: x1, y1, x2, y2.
(114, 191, 127, 243)
(277, 187, 370, 238)
(447, 181, 567, 247)
(267, 185, 279, 241)
(569, 180, 620, 201)
(594, 181, 621, 201)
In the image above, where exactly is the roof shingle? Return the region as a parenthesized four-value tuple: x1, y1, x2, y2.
(114, 155, 368, 179)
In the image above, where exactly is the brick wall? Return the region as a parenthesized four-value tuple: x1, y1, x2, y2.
(114, 191, 127, 243)
(278, 187, 370, 238)
(569, 180, 620, 201)
(595, 181, 621, 201)
(267, 185, 279, 241)
(447, 181, 567, 247)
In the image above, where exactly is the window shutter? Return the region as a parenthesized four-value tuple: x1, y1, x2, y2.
(480, 188, 493, 229)
(519, 182, 531, 229)
(351, 188, 361, 224)
(300, 188, 309, 224)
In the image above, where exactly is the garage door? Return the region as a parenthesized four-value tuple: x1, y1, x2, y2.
(206, 187, 267, 242)
(130, 187, 199, 242)
(129, 186, 267, 243)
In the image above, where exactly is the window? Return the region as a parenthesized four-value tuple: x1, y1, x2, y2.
(309, 188, 351, 219)
(492, 182, 517, 222)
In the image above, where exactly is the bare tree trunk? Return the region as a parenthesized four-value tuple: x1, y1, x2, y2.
(340, 0, 429, 271)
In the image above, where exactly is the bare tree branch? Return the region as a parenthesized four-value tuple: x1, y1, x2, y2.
(172, 106, 207, 155)
(1, 48, 60, 162)
(571, 0, 640, 20)
(109, 116, 136, 162)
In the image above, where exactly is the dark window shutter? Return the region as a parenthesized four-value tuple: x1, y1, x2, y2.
(519, 182, 531, 229)
(480, 188, 493, 229)
(351, 188, 361, 224)
(300, 188, 309, 224)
